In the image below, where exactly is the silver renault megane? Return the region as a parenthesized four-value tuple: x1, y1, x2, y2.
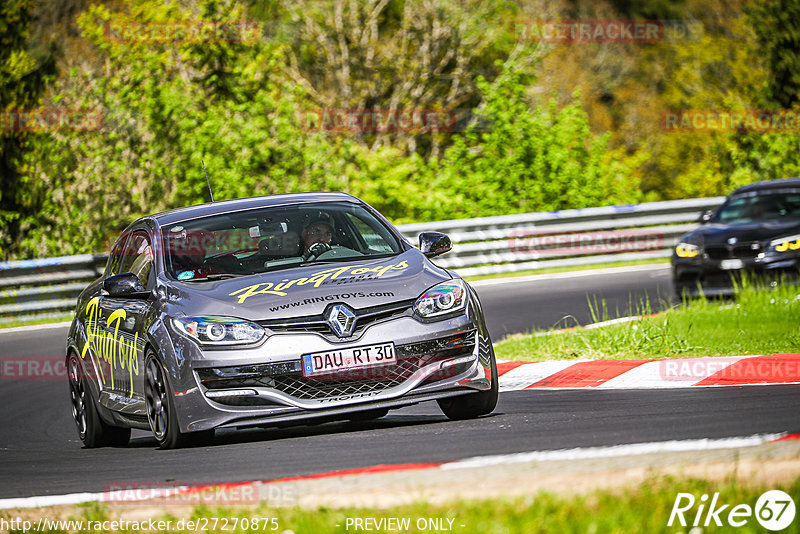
(66, 192, 497, 448)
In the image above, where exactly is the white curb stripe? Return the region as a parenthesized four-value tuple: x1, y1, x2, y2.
(0, 492, 110, 510)
(0, 485, 195, 510)
(595, 357, 748, 389)
(498, 361, 576, 392)
(440, 433, 787, 470)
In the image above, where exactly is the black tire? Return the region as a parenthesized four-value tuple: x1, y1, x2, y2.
(347, 408, 389, 422)
(144, 354, 214, 449)
(67, 354, 131, 448)
(437, 343, 498, 420)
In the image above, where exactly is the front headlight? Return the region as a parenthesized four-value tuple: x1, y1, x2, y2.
(675, 242, 700, 258)
(414, 279, 468, 319)
(770, 234, 800, 253)
(171, 316, 265, 346)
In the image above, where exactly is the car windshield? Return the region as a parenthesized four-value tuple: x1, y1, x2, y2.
(162, 201, 403, 281)
(712, 191, 800, 224)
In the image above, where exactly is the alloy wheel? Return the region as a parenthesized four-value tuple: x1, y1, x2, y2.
(145, 358, 169, 441)
(67, 356, 87, 438)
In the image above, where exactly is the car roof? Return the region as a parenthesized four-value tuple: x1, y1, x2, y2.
(730, 177, 800, 195)
(148, 192, 360, 226)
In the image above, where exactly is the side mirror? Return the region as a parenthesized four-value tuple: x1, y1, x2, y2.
(419, 232, 452, 258)
(698, 210, 714, 224)
(103, 273, 151, 299)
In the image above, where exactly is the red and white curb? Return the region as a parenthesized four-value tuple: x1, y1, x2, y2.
(2, 433, 798, 510)
(497, 353, 800, 390)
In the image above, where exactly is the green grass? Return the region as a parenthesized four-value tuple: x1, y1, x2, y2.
(464, 257, 668, 282)
(495, 280, 800, 361)
(9, 475, 798, 533)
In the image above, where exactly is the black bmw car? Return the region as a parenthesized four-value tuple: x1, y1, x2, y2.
(672, 178, 800, 297)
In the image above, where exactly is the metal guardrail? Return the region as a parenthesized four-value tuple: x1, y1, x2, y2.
(399, 196, 725, 276)
(0, 255, 108, 321)
(0, 196, 725, 321)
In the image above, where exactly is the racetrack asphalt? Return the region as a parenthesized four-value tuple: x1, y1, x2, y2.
(1, 265, 798, 500)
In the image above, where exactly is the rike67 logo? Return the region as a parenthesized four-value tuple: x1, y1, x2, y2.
(668, 490, 796, 531)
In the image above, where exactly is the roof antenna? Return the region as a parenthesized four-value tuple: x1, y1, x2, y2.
(202, 159, 215, 202)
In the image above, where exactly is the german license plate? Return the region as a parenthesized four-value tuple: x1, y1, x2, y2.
(720, 259, 744, 270)
(302, 342, 395, 377)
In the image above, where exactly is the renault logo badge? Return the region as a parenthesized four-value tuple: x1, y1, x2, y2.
(728, 237, 738, 245)
(324, 304, 357, 337)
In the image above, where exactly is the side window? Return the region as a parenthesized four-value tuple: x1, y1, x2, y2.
(106, 234, 130, 276)
(118, 231, 154, 287)
(786, 195, 800, 217)
(346, 213, 394, 253)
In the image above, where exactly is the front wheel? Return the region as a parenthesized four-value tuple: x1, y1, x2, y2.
(67, 354, 130, 448)
(144, 354, 213, 449)
(438, 342, 499, 420)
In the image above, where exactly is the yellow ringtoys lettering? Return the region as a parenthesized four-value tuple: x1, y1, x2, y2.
(228, 260, 410, 304)
(80, 297, 140, 395)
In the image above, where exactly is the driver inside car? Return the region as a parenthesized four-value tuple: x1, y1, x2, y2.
(300, 212, 334, 261)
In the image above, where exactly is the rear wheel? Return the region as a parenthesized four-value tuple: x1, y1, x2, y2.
(438, 343, 498, 420)
(67, 354, 130, 448)
(144, 354, 213, 449)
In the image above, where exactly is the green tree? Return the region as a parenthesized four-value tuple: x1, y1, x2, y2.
(433, 68, 644, 219)
(746, 0, 800, 109)
(277, 0, 518, 159)
(0, 0, 56, 259)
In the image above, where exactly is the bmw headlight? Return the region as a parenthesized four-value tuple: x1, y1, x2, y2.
(770, 234, 800, 253)
(675, 242, 700, 258)
(414, 279, 468, 319)
(172, 316, 265, 346)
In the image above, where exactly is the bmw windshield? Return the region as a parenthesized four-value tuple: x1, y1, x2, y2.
(712, 191, 800, 224)
(161, 201, 403, 281)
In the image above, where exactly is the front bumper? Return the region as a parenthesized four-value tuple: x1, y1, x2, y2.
(170, 314, 493, 432)
(672, 252, 800, 297)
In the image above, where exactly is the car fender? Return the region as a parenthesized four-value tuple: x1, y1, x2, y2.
(144, 315, 197, 393)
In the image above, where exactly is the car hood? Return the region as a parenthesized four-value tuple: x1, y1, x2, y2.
(164, 249, 452, 320)
(682, 219, 800, 246)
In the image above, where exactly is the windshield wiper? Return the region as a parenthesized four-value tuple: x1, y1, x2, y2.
(298, 260, 340, 268)
(299, 253, 398, 267)
(188, 273, 246, 281)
